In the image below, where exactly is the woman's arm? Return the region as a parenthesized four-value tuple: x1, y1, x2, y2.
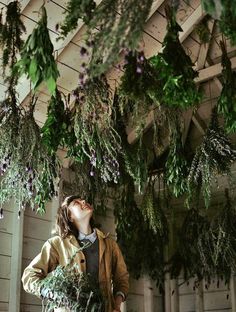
(22, 239, 59, 298)
(111, 239, 129, 310)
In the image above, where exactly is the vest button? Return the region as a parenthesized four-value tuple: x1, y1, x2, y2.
(81, 259, 85, 263)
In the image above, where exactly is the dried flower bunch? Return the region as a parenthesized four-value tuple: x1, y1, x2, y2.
(0, 96, 59, 216)
(73, 75, 122, 183)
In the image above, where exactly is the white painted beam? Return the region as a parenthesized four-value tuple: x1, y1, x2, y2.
(144, 275, 154, 312)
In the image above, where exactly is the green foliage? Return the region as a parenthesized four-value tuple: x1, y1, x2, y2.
(140, 177, 169, 236)
(87, 0, 154, 77)
(118, 50, 161, 106)
(0, 97, 59, 215)
(14, 6, 59, 95)
(195, 16, 211, 44)
(123, 139, 149, 193)
(149, 6, 201, 109)
(41, 90, 67, 155)
(0, 1, 25, 75)
(59, 0, 96, 38)
(165, 122, 189, 197)
(114, 180, 168, 288)
(39, 245, 104, 312)
(207, 189, 236, 283)
(202, 0, 236, 45)
(187, 108, 236, 208)
(73, 76, 122, 183)
(217, 41, 236, 133)
(169, 209, 211, 281)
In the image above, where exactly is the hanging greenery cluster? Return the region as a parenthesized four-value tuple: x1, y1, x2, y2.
(114, 178, 168, 289)
(118, 50, 161, 107)
(0, 96, 59, 215)
(164, 119, 189, 197)
(187, 108, 236, 208)
(72, 75, 122, 183)
(72, 0, 154, 77)
(202, 0, 236, 45)
(140, 176, 169, 236)
(217, 41, 236, 133)
(169, 208, 210, 282)
(39, 245, 104, 312)
(170, 189, 236, 285)
(0, 1, 25, 76)
(148, 6, 201, 109)
(41, 89, 68, 156)
(59, 0, 96, 39)
(207, 189, 236, 283)
(14, 6, 59, 95)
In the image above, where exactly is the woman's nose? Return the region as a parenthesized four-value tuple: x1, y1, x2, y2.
(81, 200, 85, 204)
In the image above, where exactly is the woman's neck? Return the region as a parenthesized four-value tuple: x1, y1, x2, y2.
(75, 221, 92, 235)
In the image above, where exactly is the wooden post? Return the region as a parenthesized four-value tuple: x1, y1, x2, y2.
(9, 207, 24, 312)
(195, 280, 204, 312)
(165, 272, 171, 312)
(144, 275, 154, 312)
(170, 278, 179, 312)
(231, 275, 236, 312)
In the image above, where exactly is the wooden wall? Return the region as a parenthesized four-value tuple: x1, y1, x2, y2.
(0, 165, 236, 312)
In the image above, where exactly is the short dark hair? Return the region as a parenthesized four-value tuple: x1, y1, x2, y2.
(55, 195, 95, 238)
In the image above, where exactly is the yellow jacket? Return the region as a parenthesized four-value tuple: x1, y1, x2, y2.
(22, 228, 129, 312)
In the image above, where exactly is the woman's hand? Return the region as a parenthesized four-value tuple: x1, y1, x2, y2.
(113, 294, 123, 312)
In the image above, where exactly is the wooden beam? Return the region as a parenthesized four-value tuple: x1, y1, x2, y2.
(144, 275, 154, 312)
(192, 111, 207, 135)
(147, 0, 166, 20)
(195, 56, 236, 83)
(179, 4, 206, 43)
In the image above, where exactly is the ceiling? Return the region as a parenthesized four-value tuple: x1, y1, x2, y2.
(0, 0, 236, 152)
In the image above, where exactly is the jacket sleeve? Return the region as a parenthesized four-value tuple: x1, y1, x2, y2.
(111, 239, 129, 300)
(22, 239, 59, 297)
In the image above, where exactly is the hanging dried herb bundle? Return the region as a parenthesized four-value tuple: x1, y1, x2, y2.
(202, 0, 236, 45)
(73, 75, 122, 183)
(140, 176, 169, 236)
(195, 16, 212, 44)
(123, 138, 149, 193)
(164, 120, 189, 197)
(217, 41, 236, 133)
(187, 108, 236, 208)
(169, 209, 211, 282)
(15, 6, 59, 95)
(114, 179, 167, 288)
(118, 50, 161, 106)
(59, 0, 96, 38)
(41, 89, 68, 155)
(0, 97, 59, 215)
(207, 189, 236, 283)
(86, 0, 153, 77)
(149, 6, 201, 109)
(39, 245, 105, 312)
(0, 1, 26, 75)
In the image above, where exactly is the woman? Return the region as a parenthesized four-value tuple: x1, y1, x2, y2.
(22, 195, 129, 312)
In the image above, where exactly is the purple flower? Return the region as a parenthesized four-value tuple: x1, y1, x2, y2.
(80, 47, 87, 57)
(136, 66, 142, 74)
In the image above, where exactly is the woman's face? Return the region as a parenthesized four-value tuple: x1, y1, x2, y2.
(68, 198, 93, 222)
